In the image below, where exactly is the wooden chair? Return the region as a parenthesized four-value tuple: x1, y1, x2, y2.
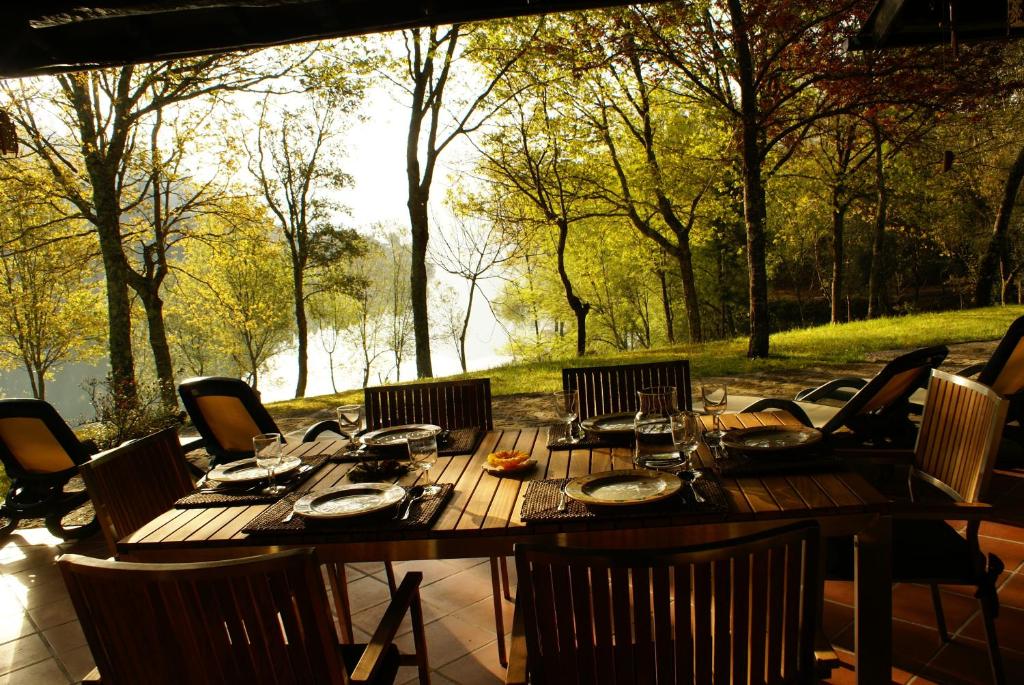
(508, 521, 822, 685)
(59, 548, 429, 685)
(179, 376, 340, 467)
(562, 359, 692, 419)
(363, 378, 493, 431)
(364, 378, 509, 664)
(829, 369, 1008, 684)
(743, 345, 948, 447)
(958, 314, 1024, 433)
(78, 427, 196, 556)
(0, 398, 99, 540)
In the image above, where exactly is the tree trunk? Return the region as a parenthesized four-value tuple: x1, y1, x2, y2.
(408, 192, 433, 377)
(554, 218, 590, 356)
(458, 279, 476, 373)
(35, 368, 45, 402)
(975, 143, 1024, 307)
(728, 0, 770, 358)
(866, 122, 889, 319)
(830, 191, 846, 324)
(292, 265, 308, 398)
(137, 288, 177, 408)
(657, 269, 674, 343)
(95, 203, 137, 396)
(675, 246, 702, 343)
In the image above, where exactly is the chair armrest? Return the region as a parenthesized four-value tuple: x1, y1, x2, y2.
(834, 448, 914, 465)
(302, 420, 343, 443)
(350, 572, 423, 685)
(956, 363, 985, 379)
(505, 605, 528, 685)
(178, 436, 205, 454)
(890, 501, 993, 520)
(739, 399, 813, 427)
(795, 378, 867, 403)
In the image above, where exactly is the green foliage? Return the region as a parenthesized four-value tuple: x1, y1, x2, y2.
(84, 376, 182, 450)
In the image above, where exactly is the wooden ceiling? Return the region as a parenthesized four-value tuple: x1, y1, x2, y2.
(849, 0, 1024, 50)
(0, 0, 635, 78)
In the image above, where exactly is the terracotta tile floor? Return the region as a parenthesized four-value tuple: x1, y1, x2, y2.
(3, 465, 1024, 684)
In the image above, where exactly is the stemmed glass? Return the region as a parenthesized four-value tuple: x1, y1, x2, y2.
(551, 390, 580, 444)
(407, 431, 442, 496)
(701, 382, 729, 443)
(670, 411, 705, 503)
(254, 433, 285, 496)
(336, 404, 364, 437)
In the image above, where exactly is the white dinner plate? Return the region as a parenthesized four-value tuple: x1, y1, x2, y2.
(564, 469, 681, 506)
(207, 457, 302, 484)
(292, 483, 406, 520)
(359, 424, 442, 447)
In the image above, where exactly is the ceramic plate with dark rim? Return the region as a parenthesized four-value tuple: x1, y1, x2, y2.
(358, 424, 442, 448)
(580, 412, 636, 435)
(564, 469, 681, 507)
(721, 425, 823, 454)
(292, 483, 406, 520)
(207, 457, 302, 484)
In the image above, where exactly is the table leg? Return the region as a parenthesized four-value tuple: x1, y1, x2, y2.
(854, 515, 892, 684)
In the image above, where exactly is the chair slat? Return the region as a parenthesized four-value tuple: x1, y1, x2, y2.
(364, 379, 492, 431)
(563, 360, 691, 421)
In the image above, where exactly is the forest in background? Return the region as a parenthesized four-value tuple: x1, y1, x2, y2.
(0, 2, 1023, 430)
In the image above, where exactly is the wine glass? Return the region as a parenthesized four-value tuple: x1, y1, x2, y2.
(407, 431, 442, 496)
(551, 390, 580, 444)
(253, 433, 285, 496)
(670, 411, 702, 471)
(336, 404, 364, 437)
(701, 382, 729, 443)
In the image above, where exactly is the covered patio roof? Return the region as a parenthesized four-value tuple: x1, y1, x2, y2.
(849, 0, 1024, 50)
(0, 0, 637, 78)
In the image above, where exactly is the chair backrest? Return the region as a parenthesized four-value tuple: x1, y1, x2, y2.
(912, 369, 1008, 504)
(514, 521, 821, 685)
(0, 398, 90, 478)
(59, 548, 346, 685)
(178, 377, 280, 463)
(364, 378, 493, 431)
(561, 359, 692, 421)
(977, 314, 1024, 398)
(78, 427, 195, 556)
(822, 345, 947, 435)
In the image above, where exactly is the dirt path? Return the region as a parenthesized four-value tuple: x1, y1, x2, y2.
(274, 340, 998, 432)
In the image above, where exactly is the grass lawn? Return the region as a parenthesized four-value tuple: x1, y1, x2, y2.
(268, 305, 1024, 418)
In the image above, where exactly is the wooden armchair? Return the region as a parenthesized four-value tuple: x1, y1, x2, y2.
(0, 398, 99, 540)
(78, 427, 195, 556)
(363, 378, 493, 431)
(743, 345, 948, 447)
(364, 378, 509, 665)
(828, 369, 1009, 684)
(508, 521, 822, 684)
(179, 376, 340, 467)
(561, 359, 692, 420)
(59, 548, 429, 685)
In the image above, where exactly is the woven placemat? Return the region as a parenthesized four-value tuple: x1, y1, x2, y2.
(713, 449, 843, 477)
(521, 473, 728, 522)
(242, 483, 454, 535)
(330, 428, 484, 462)
(546, 424, 633, 451)
(175, 456, 329, 508)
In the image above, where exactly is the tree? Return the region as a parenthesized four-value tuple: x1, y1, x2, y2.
(248, 91, 361, 397)
(0, 169, 104, 399)
(388, 23, 535, 377)
(975, 143, 1024, 307)
(2, 53, 296, 398)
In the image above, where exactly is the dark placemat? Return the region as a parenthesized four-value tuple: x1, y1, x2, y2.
(546, 424, 633, 451)
(521, 473, 728, 522)
(176, 456, 329, 508)
(242, 483, 454, 535)
(713, 449, 843, 477)
(330, 427, 484, 462)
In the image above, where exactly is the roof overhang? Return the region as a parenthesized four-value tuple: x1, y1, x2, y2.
(849, 0, 1024, 50)
(0, 1, 640, 78)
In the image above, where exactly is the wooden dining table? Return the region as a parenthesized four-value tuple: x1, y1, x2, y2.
(118, 411, 892, 684)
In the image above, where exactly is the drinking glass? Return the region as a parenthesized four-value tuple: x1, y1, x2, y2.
(335, 404, 364, 437)
(701, 383, 729, 443)
(670, 410, 702, 472)
(633, 386, 680, 470)
(254, 433, 285, 496)
(407, 431, 441, 496)
(551, 390, 580, 444)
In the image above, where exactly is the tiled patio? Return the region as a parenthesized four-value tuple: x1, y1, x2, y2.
(3, 463, 1024, 684)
